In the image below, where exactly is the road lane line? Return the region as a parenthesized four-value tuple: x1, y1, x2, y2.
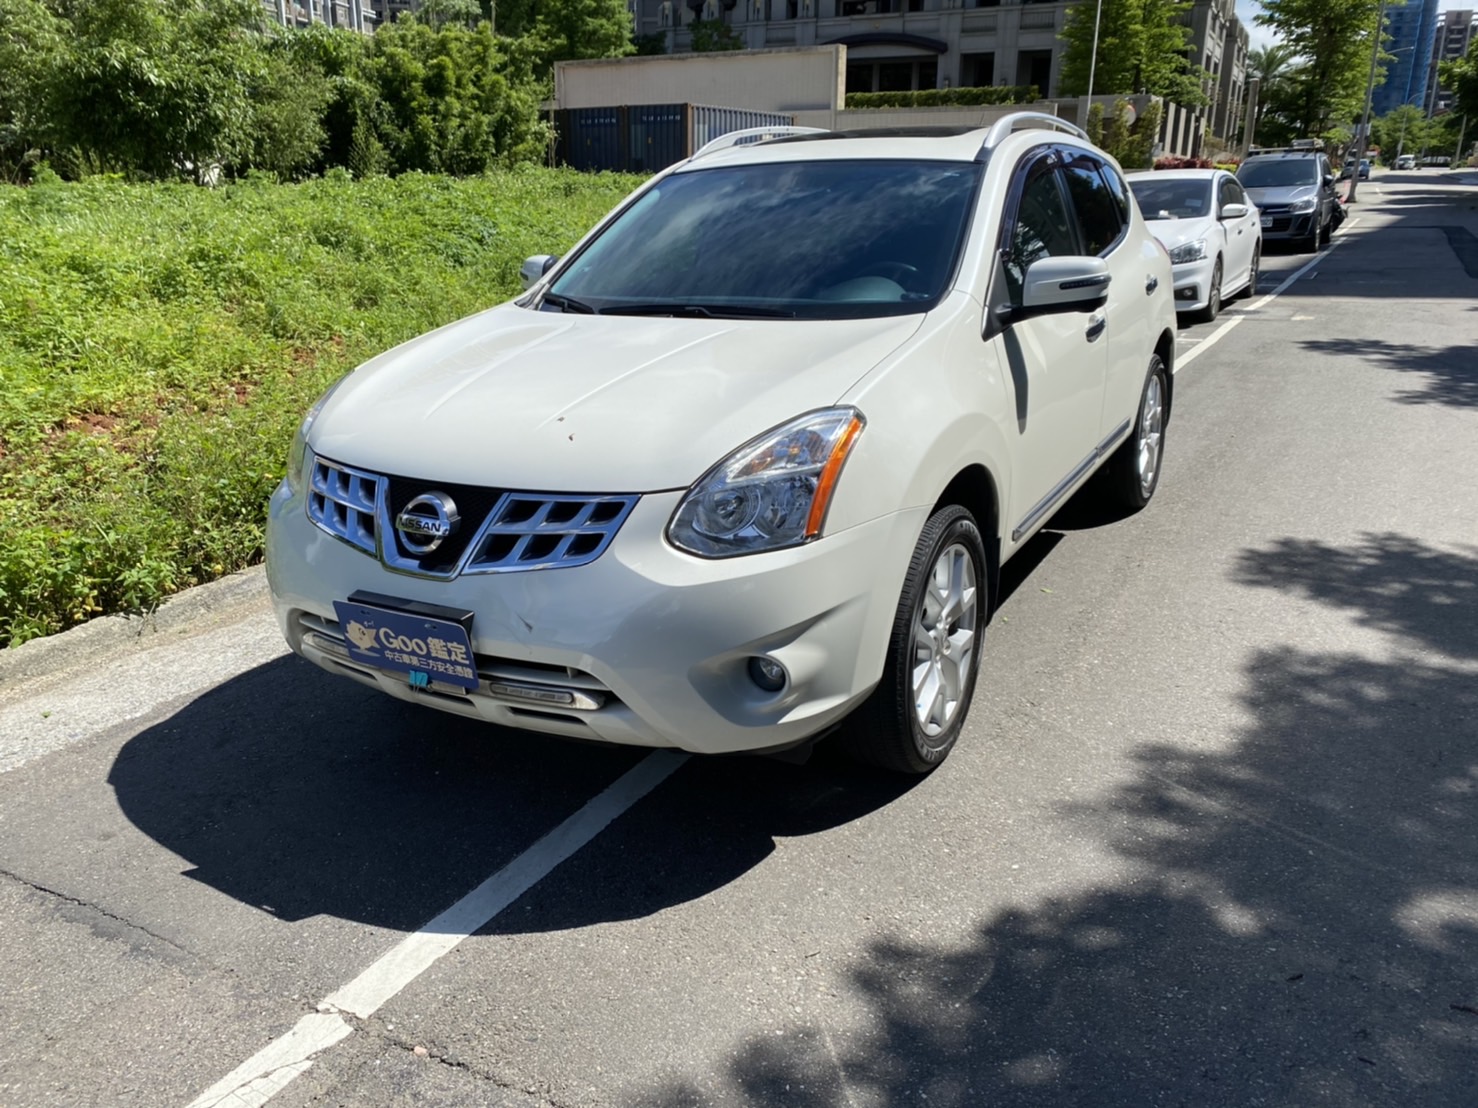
(1178, 217, 1367, 375)
(1176, 316, 1244, 370)
(1246, 218, 1360, 313)
(185, 749, 690, 1108)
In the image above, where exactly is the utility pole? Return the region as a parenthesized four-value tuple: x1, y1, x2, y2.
(1456, 115, 1470, 168)
(1086, 0, 1105, 100)
(1346, 0, 1386, 205)
(1240, 77, 1260, 158)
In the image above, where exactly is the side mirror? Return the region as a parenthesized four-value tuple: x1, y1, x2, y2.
(519, 254, 560, 290)
(1017, 257, 1111, 317)
(1322, 174, 1335, 188)
(1220, 202, 1249, 220)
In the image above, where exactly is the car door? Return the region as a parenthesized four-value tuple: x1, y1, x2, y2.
(1059, 152, 1143, 444)
(987, 147, 1110, 544)
(1218, 174, 1257, 288)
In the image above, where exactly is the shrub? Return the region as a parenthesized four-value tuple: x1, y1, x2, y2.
(846, 87, 1040, 109)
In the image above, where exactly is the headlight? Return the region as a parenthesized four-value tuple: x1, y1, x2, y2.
(286, 376, 349, 495)
(1290, 197, 1318, 214)
(1167, 239, 1207, 264)
(668, 408, 865, 557)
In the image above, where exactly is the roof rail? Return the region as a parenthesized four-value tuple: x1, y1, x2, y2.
(690, 125, 829, 161)
(981, 112, 1090, 152)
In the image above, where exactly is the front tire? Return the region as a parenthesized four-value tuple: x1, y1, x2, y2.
(1192, 259, 1222, 323)
(843, 505, 987, 775)
(1100, 354, 1168, 512)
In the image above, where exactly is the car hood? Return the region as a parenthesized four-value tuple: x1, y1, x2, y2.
(1142, 215, 1216, 253)
(311, 304, 922, 492)
(1241, 182, 1318, 207)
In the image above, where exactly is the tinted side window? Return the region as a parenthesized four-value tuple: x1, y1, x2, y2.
(1003, 167, 1077, 301)
(1223, 178, 1248, 207)
(1099, 161, 1133, 226)
(1062, 156, 1123, 256)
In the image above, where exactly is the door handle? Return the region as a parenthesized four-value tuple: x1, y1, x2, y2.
(1145, 275, 1159, 295)
(1085, 313, 1107, 342)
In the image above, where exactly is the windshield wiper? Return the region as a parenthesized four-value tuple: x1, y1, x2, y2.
(540, 291, 597, 314)
(601, 302, 796, 319)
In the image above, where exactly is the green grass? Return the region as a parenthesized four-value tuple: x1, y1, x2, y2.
(0, 168, 642, 646)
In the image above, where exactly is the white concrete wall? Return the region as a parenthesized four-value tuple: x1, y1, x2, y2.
(792, 101, 1064, 132)
(555, 47, 846, 114)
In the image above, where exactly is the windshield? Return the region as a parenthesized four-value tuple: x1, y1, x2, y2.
(1128, 178, 1212, 220)
(547, 159, 983, 319)
(1237, 159, 1319, 188)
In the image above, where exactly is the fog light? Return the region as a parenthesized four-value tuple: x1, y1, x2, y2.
(748, 656, 787, 692)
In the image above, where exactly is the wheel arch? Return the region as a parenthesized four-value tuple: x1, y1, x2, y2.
(1155, 328, 1176, 423)
(931, 464, 1001, 607)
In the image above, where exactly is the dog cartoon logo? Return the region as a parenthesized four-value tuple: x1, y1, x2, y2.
(346, 620, 379, 653)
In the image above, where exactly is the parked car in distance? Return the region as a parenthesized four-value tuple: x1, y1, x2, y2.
(1126, 169, 1261, 323)
(1236, 150, 1339, 253)
(1396, 154, 1416, 170)
(266, 113, 1178, 775)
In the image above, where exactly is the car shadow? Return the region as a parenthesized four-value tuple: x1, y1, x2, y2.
(107, 655, 917, 932)
(626, 532, 1478, 1106)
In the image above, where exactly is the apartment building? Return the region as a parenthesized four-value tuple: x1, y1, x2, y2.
(1372, 0, 1437, 118)
(1426, 9, 1476, 116)
(636, 0, 1076, 97)
(636, 0, 1246, 124)
(1180, 0, 1247, 142)
(261, 0, 374, 32)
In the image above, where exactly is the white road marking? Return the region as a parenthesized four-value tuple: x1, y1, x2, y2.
(184, 750, 690, 1108)
(1177, 316, 1244, 370)
(1179, 216, 1367, 373)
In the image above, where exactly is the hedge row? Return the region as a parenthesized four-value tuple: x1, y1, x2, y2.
(846, 86, 1040, 109)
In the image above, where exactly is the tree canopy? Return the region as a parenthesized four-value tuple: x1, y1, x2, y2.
(1058, 0, 1205, 106)
(1255, 0, 1383, 138)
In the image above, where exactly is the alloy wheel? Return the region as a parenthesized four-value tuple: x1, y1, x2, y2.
(911, 542, 978, 737)
(1137, 371, 1165, 497)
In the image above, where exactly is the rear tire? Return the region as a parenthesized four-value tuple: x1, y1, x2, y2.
(842, 505, 987, 775)
(1100, 354, 1168, 512)
(1237, 247, 1260, 299)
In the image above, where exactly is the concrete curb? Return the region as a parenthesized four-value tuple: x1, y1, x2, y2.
(0, 565, 270, 692)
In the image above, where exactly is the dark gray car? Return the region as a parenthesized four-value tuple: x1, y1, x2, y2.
(1235, 152, 1339, 253)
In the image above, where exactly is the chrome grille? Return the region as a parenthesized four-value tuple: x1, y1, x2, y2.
(308, 457, 382, 555)
(303, 455, 637, 575)
(465, 494, 638, 573)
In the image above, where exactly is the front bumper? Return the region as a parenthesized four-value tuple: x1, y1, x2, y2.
(1170, 256, 1218, 312)
(1257, 209, 1320, 242)
(266, 479, 927, 756)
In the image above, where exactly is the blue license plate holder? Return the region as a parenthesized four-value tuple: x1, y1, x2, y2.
(332, 592, 478, 692)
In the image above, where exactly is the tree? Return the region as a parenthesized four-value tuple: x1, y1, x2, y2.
(1256, 0, 1381, 137)
(244, 38, 334, 179)
(411, 0, 484, 30)
(529, 0, 635, 68)
(1058, 0, 1204, 105)
(1439, 40, 1478, 124)
(0, 0, 65, 179)
(43, 0, 268, 180)
(1247, 42, 1298, 140)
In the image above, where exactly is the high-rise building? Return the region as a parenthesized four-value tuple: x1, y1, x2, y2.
(261, 0, 374, 33)
(1426, 9, 1477, 115)
(1373, 0, 1438, 117)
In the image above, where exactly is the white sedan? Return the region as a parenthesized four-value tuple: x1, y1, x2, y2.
(1126, 169, 1261, 323)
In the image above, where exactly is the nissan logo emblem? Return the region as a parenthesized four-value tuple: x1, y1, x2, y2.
(395, 492, 460, 555)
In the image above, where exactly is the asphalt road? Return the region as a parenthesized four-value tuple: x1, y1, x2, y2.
(2, 172, 1476, 1108)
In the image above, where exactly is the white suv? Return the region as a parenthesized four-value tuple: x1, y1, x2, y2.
(267, 113, 1177, 774)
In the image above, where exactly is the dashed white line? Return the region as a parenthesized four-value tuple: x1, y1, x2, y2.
(185, 750, 690, 1108)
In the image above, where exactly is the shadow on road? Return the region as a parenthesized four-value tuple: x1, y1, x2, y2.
(628, 533, 1478, 1106)
(108, 657, 919, 932)
(1297, 338, 1478, 409)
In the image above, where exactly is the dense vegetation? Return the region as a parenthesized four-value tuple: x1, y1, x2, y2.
(0, 170, 640, 646)
(0, 0, 636, 183)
